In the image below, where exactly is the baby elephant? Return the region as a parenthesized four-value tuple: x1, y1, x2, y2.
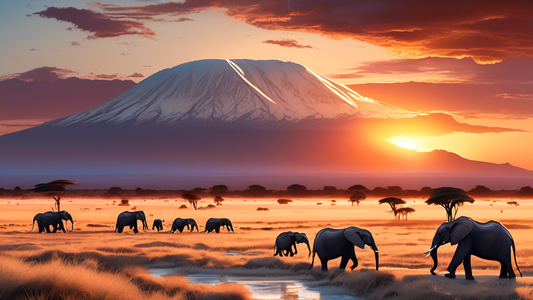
(152, 219, 164, 232)
(274, 231, 311, 257)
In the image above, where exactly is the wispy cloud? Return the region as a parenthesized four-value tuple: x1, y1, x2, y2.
(34, 7, 155, 39)
(262, 39, 312, 49)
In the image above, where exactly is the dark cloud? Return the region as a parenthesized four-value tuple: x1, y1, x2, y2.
(174, 17, 193, 22)
(71, 41, 81, 46)
(120, 53, 131, 56)
(91, 0, 533, 63)
(349, 57, 533, 84)
(14, 67, 74, 82)
(29, 48, 37, 52)
(262, 38, 312, 49)
(34, 6, 155, 39)
(128, 72, 145, 78)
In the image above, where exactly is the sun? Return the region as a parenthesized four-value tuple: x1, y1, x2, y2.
(386, 136, 419, 151)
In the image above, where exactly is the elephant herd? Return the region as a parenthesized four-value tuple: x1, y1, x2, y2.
(276, 217, 522, 280)
(29, 210, 522, 280)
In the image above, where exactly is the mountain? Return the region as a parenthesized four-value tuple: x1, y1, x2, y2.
(44, 59, 409, 126)
(0, 59, 531, 189)
(0, 77, 136, 120)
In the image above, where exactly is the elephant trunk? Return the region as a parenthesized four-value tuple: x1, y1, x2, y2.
(430, 246, 439, 275)
(303, 239, 311, 258)
(374, 251, 379, 271)
(229, 222, 234, 232)
(194, 224, 199, 232)
(143, 217, 149, 231)
(68, 216, 74, 232)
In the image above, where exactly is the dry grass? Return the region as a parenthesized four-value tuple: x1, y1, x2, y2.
(2, 196, 533, 299)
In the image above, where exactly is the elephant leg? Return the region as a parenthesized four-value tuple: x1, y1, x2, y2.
(293, 244, 298, 255)
(320, 259, 328, 271)
(446, 239, 472, 279)
(133, 222, 139, 234)
(504, 258, 515, 279)
(339, 256, 349, 270)
(117, 226, 124, 233)
(347, 247, 358, 270)
(45, 225, 52, 233)
(215, 227, 220, 233)
(463, 254, 474, 280)
(499, 261, 509, 278)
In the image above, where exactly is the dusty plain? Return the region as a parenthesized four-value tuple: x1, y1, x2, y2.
(2, 195, 533, 299)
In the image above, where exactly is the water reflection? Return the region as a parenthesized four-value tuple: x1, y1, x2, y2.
(149, 270, 360, 300)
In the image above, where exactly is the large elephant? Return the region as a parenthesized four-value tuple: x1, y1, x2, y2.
(311, 227, 379, 271)
(425, 216, 522, 280)
(115, 211, 148, 233)
(204, 218, 234, 233)
(29, 211, 73, 233)
(274, 231, 311, 257)
(170, 218, 199, 233)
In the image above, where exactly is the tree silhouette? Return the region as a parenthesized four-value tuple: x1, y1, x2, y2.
(348, 185, 366, 191)
(349, 191, 366, 206)
(214, 196, 225, 206)
(425, 187, 474, 222)
(287, 184, 307, 195)
(396, 207, 415, 220)
(211, 185, 229, 195)
(182, 193, 201, 210)
(33, 179, 77, 212)
(378, 197, 406, 220)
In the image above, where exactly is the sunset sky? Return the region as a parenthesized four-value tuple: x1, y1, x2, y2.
(1, 1, 533, 170)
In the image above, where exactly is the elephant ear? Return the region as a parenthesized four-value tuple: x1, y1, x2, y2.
(344, 227, 365, 249)
(450, 217, 474, 245)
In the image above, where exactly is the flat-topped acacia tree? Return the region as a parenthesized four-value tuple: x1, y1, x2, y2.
(425, 187, 475, 222)
(182, 193, 201, 210)
(378, 197, 406, 220)
(32, 179, 77, 212)
(397, 207, 416, 220)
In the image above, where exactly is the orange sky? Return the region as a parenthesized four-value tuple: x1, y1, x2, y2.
(1, 1, 532, 171)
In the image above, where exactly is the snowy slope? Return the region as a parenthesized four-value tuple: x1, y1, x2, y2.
(44, 59, 410, 126)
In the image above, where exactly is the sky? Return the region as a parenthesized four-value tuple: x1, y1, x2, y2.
(1, 0, 533, 170)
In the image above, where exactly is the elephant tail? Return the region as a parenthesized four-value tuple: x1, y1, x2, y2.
(29, 219, 36, 233)
(273, 244, 278, 256)
(512, 239, 523, 277)
(310, 250, 316, 269)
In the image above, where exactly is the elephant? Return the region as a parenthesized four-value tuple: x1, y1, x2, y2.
(204, 218, 234, 233)
(29, 211, 74, 233)
(152, 219, 164, 232)
(425, 216, 522, 280)
(115, 211, 148, 233)
(273, 231, 311, 257)
(170, 218, 199, 233)
(311, 227, 379, 271)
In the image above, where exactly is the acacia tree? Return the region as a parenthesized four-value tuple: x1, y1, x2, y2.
(214, 196, 225, 206)
(378, 197, 406, 220)
(396, 207, 416, 220)
(182, 193, 201, 210)
(425, 187, 474, 222)
(349, 191, 366, 206)
(33, 179, 78, 212)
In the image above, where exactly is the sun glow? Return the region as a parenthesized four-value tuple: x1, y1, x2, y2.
(386, 136, 420, 151)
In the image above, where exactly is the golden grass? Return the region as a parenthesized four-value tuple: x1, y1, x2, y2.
(2, 196, 533, 299)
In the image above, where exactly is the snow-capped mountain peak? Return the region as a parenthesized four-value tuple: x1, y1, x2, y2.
(44, 59, 410, 126)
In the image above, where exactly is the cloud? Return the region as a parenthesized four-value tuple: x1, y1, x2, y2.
(325, 73, 365, 79)
(128, 72, 145, 78)
(91, 0, 533, 63)
(34, 6, 155, 39)
(10, 66, 75, 82)
(348, 57, 533, 84)
(71, 41, 81, 46)
(349, 81, 533, 118)
(262, 38, 312, 49)
(29, 48, 37, 52)
(120, 53, 130, 56)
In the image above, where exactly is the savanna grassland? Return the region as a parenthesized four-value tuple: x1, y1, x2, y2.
(2, 195, 533, 300)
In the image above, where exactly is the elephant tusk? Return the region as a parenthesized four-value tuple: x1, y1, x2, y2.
(424, 246, 436, 256)
(374, 250, 379, 253)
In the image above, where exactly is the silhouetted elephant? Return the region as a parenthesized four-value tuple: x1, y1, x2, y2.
(204, 218, 234, 233)
(170, 218, 198, 233)
(426, 216, 522, 280)
(274, 231, 310, 257)
(311, 227, 379, 271)
(115, 211, 148, 233)
(152, 219, 164, 232)
(29, 211, 74, 233)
